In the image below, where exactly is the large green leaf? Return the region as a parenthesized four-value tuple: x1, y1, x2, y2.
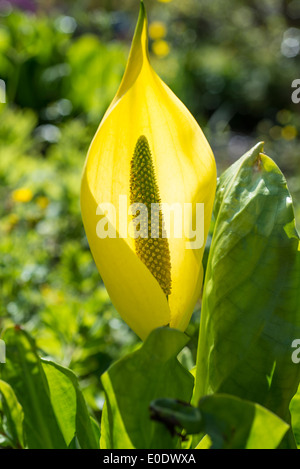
(196, 394, 289, 449)
(40, 360, 77, 447)
(194, 143, 300, 441)
(0, 327, 98, 449)
(149, 393, 289, 449)
(0, 327, 67, 448)
(0, 379, 24, 448)
(100, 327, 194, 449)
(41, 360, 100, 449)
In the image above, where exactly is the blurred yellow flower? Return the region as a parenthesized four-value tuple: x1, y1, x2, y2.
(281, 125, 298, 141)
(149, 21, 167, 40)
(12, 188, 33, 203)
(152, 39, 170, 57)
(157, 0, 173, 3)
(36, 196, 50, 210)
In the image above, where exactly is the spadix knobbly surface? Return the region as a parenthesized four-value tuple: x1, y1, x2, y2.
(81, 2, 216, 339)
(130, 135, 172, 298)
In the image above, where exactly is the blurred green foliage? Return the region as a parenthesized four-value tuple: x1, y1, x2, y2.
(0, 0, 299, 420)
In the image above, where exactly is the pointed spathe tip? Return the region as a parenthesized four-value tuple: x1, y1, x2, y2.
(133, 0, 148, 44)
(139, 0, 147, 22)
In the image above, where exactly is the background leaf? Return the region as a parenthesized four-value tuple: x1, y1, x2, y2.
(100, 327, 194, 449)
(0, 379, 24, 449)
(194, 143, 300, 446)
(0, 327, 67, 448)
(41, 360, 77, 447)
(290, 384, 300, 449)
(0, 327, 98, 449)
(42, 360, 100, 449)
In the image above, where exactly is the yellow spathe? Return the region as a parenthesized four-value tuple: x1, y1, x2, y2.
(80, 1, 216, 340)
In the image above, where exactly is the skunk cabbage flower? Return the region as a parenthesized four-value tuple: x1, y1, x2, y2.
(81, 1, 216, 340)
